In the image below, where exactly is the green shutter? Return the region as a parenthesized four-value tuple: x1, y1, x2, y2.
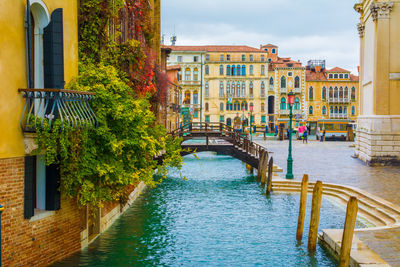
(46, 164, 61, 211)
(24, 156, 36, 219)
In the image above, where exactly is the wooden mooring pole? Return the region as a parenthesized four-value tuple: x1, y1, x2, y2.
(296, 174, 309, 241)
(339, 196, 358, 267)
(266, 157, 274, 195)
(257, 150, 265, 183)
(260, 152, 269, 186)
(308, 181, 323, 251)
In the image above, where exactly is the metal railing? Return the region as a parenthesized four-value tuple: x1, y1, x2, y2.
(19, 88, 97, 131)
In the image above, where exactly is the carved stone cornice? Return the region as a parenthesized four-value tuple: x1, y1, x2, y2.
(357, 23, 365, 37)
(370, 2, 394, 21)
(354, 3, 363, 14)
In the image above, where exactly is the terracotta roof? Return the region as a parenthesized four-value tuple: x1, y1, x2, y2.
(270, 57, 303, 69)
(350, 74, 359, 81)
(261, 44, 278, 48)
(306, 69, 359, 82)
(327, 67, 350, 73)
(167, 65, 181, 71)
(164, 45, 265, 53)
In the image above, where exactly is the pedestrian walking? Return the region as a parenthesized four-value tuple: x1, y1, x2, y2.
(316, 126, 321, 141)
(303, 130, 308, 144)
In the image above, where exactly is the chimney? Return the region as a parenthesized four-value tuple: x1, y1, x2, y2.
(357, 66, 360, 73)
(315, 66, 321, 73)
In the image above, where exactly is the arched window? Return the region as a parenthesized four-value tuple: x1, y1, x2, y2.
(322, 87, 327, 100)
(237, 65, 241, 76)
(227, 65, 231, 76)
(344, 106, 348, 114)
(330, 106, 333, 114)
(339, 106, 343, 114)
(237, 82, 241, 97)
(219, 81, 224, 97)
(335, 106, 338, 114)
(241, 102, 247, 111)
(322, 106, 327, 115)
(242, 82, 246, 97)
(329, 87, 333, 99)
(232, 82, 235, 97)
(249, 65, 254, 75)
(178, 71, 182, 81)
(249, 82, 254, 97)
(193, 91, 199, 104)
(242, 55, 246, 61)
(205, 102, 209, 111)
(183, 91, 191, 104)
(205, 82, 209, 97)
(309, 106, 313, 115)
(193, 68, 199, 80)
(231, 65, 236, 76)
(294, 97, 300, 110)
(309, 87, 314, 99)
(280, 97, 286, 110)
(220, 102, 224, 111)
(269, 77, 274, 90)
(261, 82, 265, 97)
(261, 103, 265, 112)
(227, 118, 232, 126)
(334, 87, 338, 99)
(294, 76, 300, 88)
(219, 65, 224, 75)
(250, 102, 254, 111)
(242, 65, 246, 76)
(344, 87, 349, 100)
(234, 101, 240, 111)
(185, 68, 191, 80)
(351, 106, 356, 115)
(226, 82, 230, 96)
(205, 65, 209, 75)
(281, 76, 286, 88)
(261, 65, 265, 76)
(351, 87, 356, 100)
(339, 87, 343, 100)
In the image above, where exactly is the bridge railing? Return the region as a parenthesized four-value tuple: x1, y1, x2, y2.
(169, 122, 268, 160)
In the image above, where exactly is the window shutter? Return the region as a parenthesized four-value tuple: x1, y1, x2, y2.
(46, 164, 61, 211)
(43, 8, 64, 89)
(24, 156, 36, 219)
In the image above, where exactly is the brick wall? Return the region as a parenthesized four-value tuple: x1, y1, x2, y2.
(0, 157, 83, 266)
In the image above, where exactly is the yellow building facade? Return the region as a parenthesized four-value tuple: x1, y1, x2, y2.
(354, 0, 400, 165)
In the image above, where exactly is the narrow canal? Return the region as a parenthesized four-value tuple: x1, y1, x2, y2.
(55, 152, 366, 266)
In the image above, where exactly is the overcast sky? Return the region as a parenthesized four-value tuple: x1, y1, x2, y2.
(161, 0, 360, 74)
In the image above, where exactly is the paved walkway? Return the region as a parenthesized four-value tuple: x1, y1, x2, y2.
(255, 138, 400, 266)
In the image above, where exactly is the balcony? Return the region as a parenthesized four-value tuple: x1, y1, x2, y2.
(280, 88, 287, 93)
(293, 87, 302, 93)
(279, 109, 302, 115)
(328, 98, 350, 104)
(329, 113, 349, 119)
(19, 88, 97, 132)
(269, 85, 274, 92)
(180, 80, 201, 86)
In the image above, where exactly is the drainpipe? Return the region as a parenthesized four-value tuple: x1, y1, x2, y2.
(25, 0, 33, 89)
(0, 204, 4, 267)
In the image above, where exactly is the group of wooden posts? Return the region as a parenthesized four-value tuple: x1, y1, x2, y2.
(296, 175, 359, 267)
(256, 150, 274, 195)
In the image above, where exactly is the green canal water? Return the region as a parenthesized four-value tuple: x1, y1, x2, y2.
(54, 152, 366, 266)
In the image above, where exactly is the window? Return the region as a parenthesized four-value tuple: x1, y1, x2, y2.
(281, 76, 286, 88)
(309, 87, 314, 100)
(220, 54, 224, 61)
(236, 65, 241, 76)
(280, 97, 286, 110)
(261, 115, 266, 123)
(193, 68, 199, 80)
(242, 82, 246, 97)
(335, 106, 338, 113)
(193, 91, 198, 104)
(226, 102, 233, 111)
(232, 82, 235, 97)
(185, 68, 191, 80)
(272, 48, 276, 54)
(205, 102, 209, 112)
(194, 110, 198, 118)
(334, 87, 338, 98)
(220, 115, 225, 122)
(249, 65, 254, 75)
(242, 65, 246, 76)
(322, 87, 327, 100)
(345, 74, 349, 79)
(226, 82, 230, 96)
(249, 55, 254, 61)
(194, 56, 199, 62)
(226, 54, 231, 61)
(268, 58, 272, 63)
(261, 55, 265, 61)
(322, 106, 327, 115)
(294, 76, 300, 88)
(344, 87, 349, 99)
(177, 56, 182, 62)
(309, 106, 313, 115)
(234, 101, 240, 111)
(249, 82, 254, 97)
(205, 82, 209, 98)
(261, 103, 265, 112)
(237, 82, 241, 97)
(227, 65, 231, 76)
(231, 65, 235, 76)
(183, 91, 191, 104)
(220, 65, 224, 75)
(344, 106, 348, 114)
(261, 82, 265, 97)
(330, 106, 333, 114)
(294, 97, 300, 110)
(205, 115, 210, 122)
(339, 74, 344, 79)
(205, 65, 209, 75)
(339, 106, 343, 114)
(351, 87, 356, 100)
(269, 77, 274, 89)
(220, 103, 224, 111)
(288, 72, 293, 77)
(206, 54, 210, 61)
(226, 118, 232, 126)
(329, 74, 333, 79)
(334, 74, 338, 79)
(329, 87, 333, 98)
(242, 55, 246, 61)
(219, 82, 224, 97)
(178, 71, 182, 81)
(351, 106, 356, 115)
(339, 87, 344, 99)
(241, 101, 248, 111)
(261, 65, 265, 76)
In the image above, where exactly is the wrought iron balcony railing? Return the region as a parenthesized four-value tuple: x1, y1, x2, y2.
(19, 88, 97, 132)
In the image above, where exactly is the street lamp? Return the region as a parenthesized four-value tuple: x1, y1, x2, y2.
(249, 105, 254, 141)
(286, 91, 295, 179)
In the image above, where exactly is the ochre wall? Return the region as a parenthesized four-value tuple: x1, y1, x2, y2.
(0, 0, 78, 159)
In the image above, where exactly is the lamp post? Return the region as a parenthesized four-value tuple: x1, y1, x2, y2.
(0, 204, 4, 265)
(286, 91, 295, 179)
(249, 105, 253, 141)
